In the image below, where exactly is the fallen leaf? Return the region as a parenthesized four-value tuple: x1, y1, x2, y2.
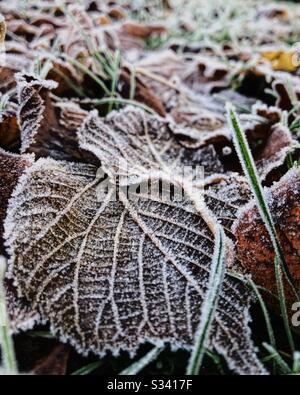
(4, 106, 266, 374)
(254, 123, 299, 180)
(78, 106, 224, 179)
(233, 167, 300, 309)
(0, 148, 34, 253)
(121, 21, 166, 38)
(119, 67, 166, 116)
(261, 50, 297, 73)
(16, 73, 98, 164)
(5, 278, 40, 335)
(30, 344, 70, 375)
(0, 150, 39, 334)
(0, 101, 20, 149)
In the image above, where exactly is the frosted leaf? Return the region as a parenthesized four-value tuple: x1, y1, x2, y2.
(5, 158, 266, 374)
(16, 73, 98, 164)
(78, 106, 223, 183)
(16, 72, 58, 154)
(204, 174, 252, 238)
(234, 167, 300, 310)
(169, 105, 230, 149)
(254, 123, 300, 180)
(0, 150, 39, 333)
(0, 54, 31, 93)
(0, 148, 34, 253)
(5, 279, 40, 335)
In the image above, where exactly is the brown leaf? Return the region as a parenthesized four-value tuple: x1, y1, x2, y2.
(5, 278, 40, 334)
(169, 102, 229, 148)
(254, 123, 299, 180)
(16, 73, 98, 164)
(256, 5, 289, 21)
(121, 21, 166, 38)
(0, 148, 34, 254)
(0, 103, 20, 150)
(234, 167, 300, 309)
(30, 344, 70, 375)
(183, 55, 229, 94)
(119, 67, 166, 116)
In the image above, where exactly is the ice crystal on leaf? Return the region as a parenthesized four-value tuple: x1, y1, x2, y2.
(78, 106, 223, 182)
(16, 72, 58, 154)
(5, 278, 40, 334)
(4, 106, 267, 375)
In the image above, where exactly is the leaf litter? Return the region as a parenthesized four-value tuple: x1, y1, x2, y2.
(0, 0, 299, 375)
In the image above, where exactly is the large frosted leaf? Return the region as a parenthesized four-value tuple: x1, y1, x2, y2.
(5, 278, 40, 335)
(5, 157, 266, 374)
(77, 106, 223, 182)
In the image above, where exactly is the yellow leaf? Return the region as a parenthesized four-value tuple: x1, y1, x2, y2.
(261, 50, 298, 72)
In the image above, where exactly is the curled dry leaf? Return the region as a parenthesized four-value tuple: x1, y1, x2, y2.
(255, 123, 300, 180)
(16, 72, 98, 164)
(4, 106, 266, 374)
(16, 72, 59, 154)
(169, 104, 229, 149)
(183, 55, 229, 94)
(0, 100, 19, 150)
(0, 148, 34, 253)
(234, 167, 300, 309)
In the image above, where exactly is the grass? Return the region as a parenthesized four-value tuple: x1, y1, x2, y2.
(247, 277, 277, 350)
(186, 226, 226, 375)
(0, 257, 18, 375)
(71, 361, 103, 375)
(119, 346, 164, 375)
(226, 103, 298, 356)
(263, 343, 292, 375)
(1, 0, 300, 377)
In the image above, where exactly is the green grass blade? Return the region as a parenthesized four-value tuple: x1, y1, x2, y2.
(186, 226, 226, 375)
(293, 351, 300, 374)
(247, 277, 277, 350)
(274, 257, 295, 352)
(71, 361, 102, 375)
(26, 331, 56, 339)
(119, 346, 163, 375)
(0, 256, 18, 375)
(263, 343, 292, 375)
(52, 68, 86, 98)
(62, 54, 110, 96)
(226, 102, 300, 304)
(107, 50, 121, 113)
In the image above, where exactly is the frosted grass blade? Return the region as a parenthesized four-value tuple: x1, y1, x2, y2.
(186, 226, 226, 375)
(119, 346, 163, 375)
